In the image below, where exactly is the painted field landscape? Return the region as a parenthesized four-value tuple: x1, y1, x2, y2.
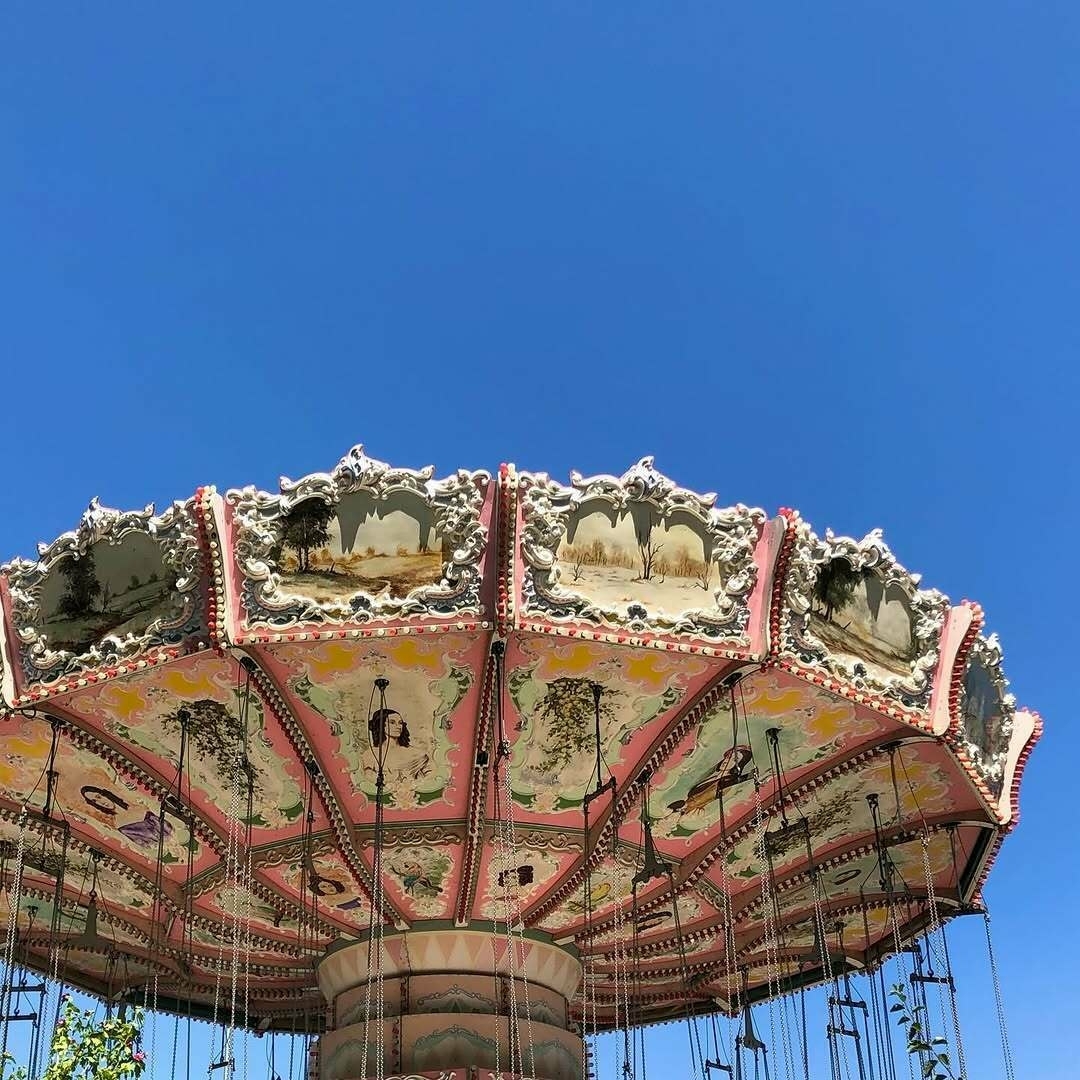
(961, 657, 1010, 797)
(276, 491, 445, 604)
(38, 533, 181, 653)
(807, 558, 918, 678)
(557, 505, 719, 618)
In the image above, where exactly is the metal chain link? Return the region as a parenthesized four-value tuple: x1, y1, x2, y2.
(613, 893, 625, 1080)
(887, 901, 915, 1080)
(983, 910, 1015, 1080)
(719, 854, 739, 1070)
(502, 749, 536, 1078)
(920, 834, 966, 1079)
(224, 750, 245, 1080)
(753, 779, 792, 1079)
(0, 812, 28, 1068)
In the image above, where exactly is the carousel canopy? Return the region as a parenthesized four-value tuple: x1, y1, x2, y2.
(0, 447, 1039, 1032)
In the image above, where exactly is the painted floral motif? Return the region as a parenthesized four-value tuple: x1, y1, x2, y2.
(0, 815, 152, 923)
(815, 830, 957, 899)
(507, 638, 712, 811)
(185, 923, 303, 961)
(777, 904, 891, 954)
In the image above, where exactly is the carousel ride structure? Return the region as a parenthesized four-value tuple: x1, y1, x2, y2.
(0, 447, 1039, 1080)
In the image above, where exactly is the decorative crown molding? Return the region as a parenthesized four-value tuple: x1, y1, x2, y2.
(227, 445, 490, 629)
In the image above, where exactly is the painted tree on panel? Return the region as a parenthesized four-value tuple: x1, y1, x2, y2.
(537, 678, 618, 775)
(280, 499, 335, 573)
(811, 558, 862, 621)
(162, 699, 260, 796)
(57, 552, 103, 618)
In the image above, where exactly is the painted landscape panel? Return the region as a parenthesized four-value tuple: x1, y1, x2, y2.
(807, 558, 917, 678)
(37, 533, 182, 654)
(557, 503, 720, 619)
(961, 657, 1011, 799)
(276, 490, 445, 606)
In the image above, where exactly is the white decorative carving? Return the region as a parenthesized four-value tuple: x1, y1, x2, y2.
(519, 457, 765, 641)
(1, 497, 204, 684)
(780, 523, 947, 705)
(227, 445, 489, 627)
(957, 633, 1016, 801)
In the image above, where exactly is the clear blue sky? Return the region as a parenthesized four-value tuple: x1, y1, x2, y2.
(1, 4, 1076, 1077)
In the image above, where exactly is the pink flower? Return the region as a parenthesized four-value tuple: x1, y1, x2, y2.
(134, 1052, 146, 1063)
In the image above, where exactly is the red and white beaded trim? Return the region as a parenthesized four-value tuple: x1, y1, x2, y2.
(455, 650, 498, 926)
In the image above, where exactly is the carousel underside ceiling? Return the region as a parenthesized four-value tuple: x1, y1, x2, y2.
(0, 447, 1039, 1031)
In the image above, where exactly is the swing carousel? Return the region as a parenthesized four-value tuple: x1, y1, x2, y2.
(0, 447, 1039, 1080)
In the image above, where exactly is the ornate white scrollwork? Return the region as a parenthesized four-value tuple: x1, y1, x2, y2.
(957, 633, 1016, 801)
(519, 457, 766, 641)
(779, 522, 947, 706)
(227, 444, 490, 627)
(1, 497, 204, 686)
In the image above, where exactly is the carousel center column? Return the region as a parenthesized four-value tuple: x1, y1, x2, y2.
(316, 928, 584, 1080)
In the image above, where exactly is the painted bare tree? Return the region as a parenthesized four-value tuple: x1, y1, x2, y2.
(629, 503, 663, 581)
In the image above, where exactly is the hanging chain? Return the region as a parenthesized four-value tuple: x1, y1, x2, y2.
(983, 909, 1015, 1080)
(751, 779, 782, 1079)
(240, 672, 256, 1080)
(490, 642, 525, 1078)
(810, 865, 838, 1080)
(496, 749, 521, 1076)
(887, 902, 914, 1080)
(223, 734, 245, 1079)
(919, 833, 966, 1079)
(613, 892, 626, 1080)
(371, 678, 392, 1080)
(718, 851, 739, 1070)
(757, 836, 791, 1080)
(43, 824, 70, 1068)
(500, 738, 536, 1078)
(0, 810, 28, 1068)
(862, 905, 890, 1080)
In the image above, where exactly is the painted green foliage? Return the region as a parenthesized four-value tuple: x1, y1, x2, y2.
(531, 677, 618, 776)
(1, 999, 146, 1080)
(507, 660, 687, 810)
